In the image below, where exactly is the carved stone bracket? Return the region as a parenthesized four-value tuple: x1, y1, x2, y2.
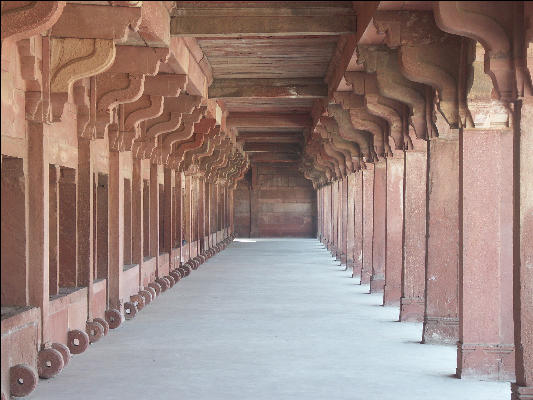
(434, 2, 517, 102)
(333, 91, 388, 157)
(357, 45, 432, 140)
(345, 71, 408, 149)
(95, 72, 144, 137)
(1, 1, 66, 44)
(170, 116, 215, 169)
(50, 38, 115, 122)
(326, 103, 375, 160)
(374, 11, 466, 130)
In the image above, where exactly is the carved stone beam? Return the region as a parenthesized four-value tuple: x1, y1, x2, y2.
(323, 140, 348, 177)
(1, 1, 66, 44)
(204, 139, 232, 181)
(160, 106, 207, 168)
(195, 128, 223, 166)
(345, 71, 408, 150)
(326, 103, 375, 160)
(206, 144, 234, 182)
(165, 110, 212, 168)
(50, 3, 141, 43)
(318, 146, 342, 180)
(311, 125, 349, 175)
(302, 155, 330, 183)
(201, 138, 231, 175)
(94, 45, 169, 136)
(434, 2, 518, 102)
(229, 158, 248, 187)
(316, 124, 357, 173)
(187, 125, 221, 168)
(373, 11, 465, 129)
(121, 75, 186, 147)
(138, 94, 202, 160)
(198, 136, 226, 173)
(216, 152, 240, 181)
(180, 123, 220, 172)
(229, 159, 250, 190)
(50, 38, 116, 122)
(304, 142, 334, 179)
(333, 91, 388, 157)
(357, 45, 431, 140)
(318, 117, 362, 170)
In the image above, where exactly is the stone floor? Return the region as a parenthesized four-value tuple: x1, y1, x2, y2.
(30, 238, 510, 400)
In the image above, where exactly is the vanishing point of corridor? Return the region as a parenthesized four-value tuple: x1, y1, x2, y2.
(31, 239, 508, 400)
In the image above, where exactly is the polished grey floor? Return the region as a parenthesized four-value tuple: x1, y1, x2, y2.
(31, 238, 509, 400)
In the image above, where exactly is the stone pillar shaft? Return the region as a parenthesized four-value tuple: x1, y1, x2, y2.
(400, 148, 427, 322)
(384, 154, 404, 306)
(371, 161, 386, 293)
(423, 136, 459, 344)
(458, 127, 515, 380)
(361, 165, 374, 285)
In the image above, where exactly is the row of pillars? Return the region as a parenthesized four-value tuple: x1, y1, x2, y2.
(317, 123, 529, 393)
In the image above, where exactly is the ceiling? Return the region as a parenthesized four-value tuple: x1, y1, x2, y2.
(172, 1, 357, 166)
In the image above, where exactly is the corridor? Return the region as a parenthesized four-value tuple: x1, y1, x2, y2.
(30, 239, 508, 400)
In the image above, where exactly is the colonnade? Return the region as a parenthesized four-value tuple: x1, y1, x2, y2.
(308, 3, 532, 399)
(1, 2, 248, 397)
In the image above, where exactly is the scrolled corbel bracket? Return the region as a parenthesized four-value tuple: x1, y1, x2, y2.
(95, 72, 145, 138)
(50, 38, 115, 122)
(373, 10, 463, 130)
(1, 1, 66, 44)
(433, 1, 516, 102)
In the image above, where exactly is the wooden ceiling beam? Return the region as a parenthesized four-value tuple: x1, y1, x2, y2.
(227, 113, 312, 129)
(243, 143, 301, 153)
(237, 132, 304, 143)
(171, 7, 356, 37)
(249, 153, 301, 163)
(209, 78, 328, 99)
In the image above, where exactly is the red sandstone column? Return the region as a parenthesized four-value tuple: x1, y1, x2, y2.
(163, 167, 174, 266)
(150, 163, 160, 275)
(457, 126, 515, 380)
(132, 158, 143, 287)
(77, 138, 94, 318)
(27, 121, 51, 345)
(108, 150, 124, 311)
(59, 167, 77, 287)
(332, 180, 339, 258)
(1, 157, 28, 306)
(400, 135, 427, 322)
(346, 174, 355, 269)
(383, 149, 404, 306)
(371, 161, 386, 293)
(184, 174, 192, 257)
(422, 135, 459, 344)
(361, 164, 374, 284)
(49, 165, 60, 296)
(353, 170, 363, 279)
(198, 177, 205, 252)
(512, 96, 533, 400)
(97, 174, 109, 280)
(123, 179, 132, 265)
(341, 177, 348, 264)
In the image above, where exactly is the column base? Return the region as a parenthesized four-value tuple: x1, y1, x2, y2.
(399, 297, 424, 322)
(422, 316, 459, 345)
(370, 276, 385, 293)
(383, 284, 401, 306)
(457, 343, 515, 381)
(512, 384, 533, 400)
